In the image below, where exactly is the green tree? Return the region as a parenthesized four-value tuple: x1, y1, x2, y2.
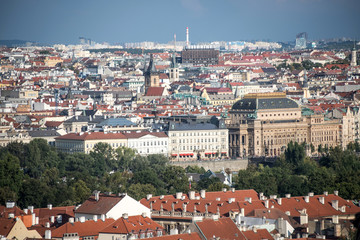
(161, 166, 189, 194)
(128, 183, 156, 200)
(185, 165, 206, 174)
(73, 180, 91, 204)
(284, 141, 306, 167)
(0, 152, 23, 200)
(208, 182, 229, 192)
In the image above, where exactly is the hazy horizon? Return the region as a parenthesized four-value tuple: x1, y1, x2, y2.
(1, 0, 359, 45)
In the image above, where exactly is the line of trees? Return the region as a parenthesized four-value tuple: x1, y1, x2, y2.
(235, 141, 360, 200)
(1, 139, 360, 209)
(0, 139, 190, 207)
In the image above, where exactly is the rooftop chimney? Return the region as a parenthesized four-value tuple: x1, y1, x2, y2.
(200, 190, 206, 199)
(285, 194, 291, 199)
(45, 222, 50, 228)
(146, 194, 152, 201)
(69, 218, 74, 223)
(142, 212, 147, 218)
(332, 200, 339, 210)
(189, 191, 195, 200)
(186, 27, 189, 47)
(308, 192, 314, 197)
(79, 216, 85, 223)
(28, 206, 34, 213)
(304, 196, 310, 203)
(245, 197, 252, 204)
(6, 202, 15, 208)
(159, 195, 164, 200)
(24, 209, 28, 214)
(122, 213, 128, 219)
(8, 213, 14, 219)
(50, 216, 55, 223)
(277, 198, 282, 205)
(176, 192, 182, 200)
(228, 198, 235, 204)
(47, 204, 52, 210)
(93, 215, 97, 222)
(45, 230, 51, 240)
(222, 188, 227, 192)
(264, 200, 269, 208)
(334, 190, 339, 196)
(101, 214, 106, 221)
(231, 188, 235, 193)
(95, 191, 100, 201)
(319, 196, 325, 204)
(323, 191, 328, 196)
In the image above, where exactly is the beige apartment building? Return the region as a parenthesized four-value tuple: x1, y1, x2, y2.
(168, 120, 229, 161)
(227, 92, 346, 158)
(55, 132, 127, 154)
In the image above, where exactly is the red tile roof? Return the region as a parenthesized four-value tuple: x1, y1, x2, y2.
(100, 215, 163, 235)
(146, 232, 201, 240)
(145, 87, 165, 97)
(243, 229, 274, 240)
(0, 218, 17, 237)
(52, 219, 115, 238)
(195, 218, 245, 240)
(75, 194, 124, 215)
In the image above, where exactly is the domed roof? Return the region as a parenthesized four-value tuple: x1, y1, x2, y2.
(232, 93, 299, 110)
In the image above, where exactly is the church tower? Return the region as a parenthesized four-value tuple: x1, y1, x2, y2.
(351, 41, 357, 67)
(169, 34, 179, 83)
(302, 70, 310, 99)
(144, 54, 160, 93)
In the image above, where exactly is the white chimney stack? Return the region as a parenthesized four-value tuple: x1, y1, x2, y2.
(122, 213, 128, 219)
(47, 204, 52, 210)
(93, 215, 97, 222)
(189, 191, 195, 200)
(319, 196, 325, 204)
(146, 194, 152, 201)
(277, 198, 282, 205)
(332, 200, 339, 210)
(264, 200, 269, 208)
(69, 218, 74, 223)
(228, 198, 235, 204)
(304, 196, 310, 203)
(186, 27, 189, 47)
(45, 230, 51, 240)
(176, 192, 182, 200)
(200, 190, 206, 199)
(101, 214, 106, 221)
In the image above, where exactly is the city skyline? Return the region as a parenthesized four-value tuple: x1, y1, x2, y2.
(1, 0, 360, 45)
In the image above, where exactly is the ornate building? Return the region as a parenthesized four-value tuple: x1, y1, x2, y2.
(227, 93, 342, 158)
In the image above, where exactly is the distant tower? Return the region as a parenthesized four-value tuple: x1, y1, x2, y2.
(169, 34, 179, 82)
(144, 54, 160, 93)
(295, 32, 307, 50)
(186, 27, 190, 48)
(351, 40, 357, 67)
(302, 70, 310, 99)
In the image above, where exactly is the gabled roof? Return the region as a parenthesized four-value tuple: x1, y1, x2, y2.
(52, 219, 115, 238)
(146, 232, 201, 240)
(100, 215, 163, 234)
(145, 87, 165, 97)
(0, 218, 17, 237)
(75, 194, 125, 215)
(242, 229, 274, 240)
(195, 218, 245, 240)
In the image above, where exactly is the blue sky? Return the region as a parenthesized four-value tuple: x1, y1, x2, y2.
(1, 0, 359, 44)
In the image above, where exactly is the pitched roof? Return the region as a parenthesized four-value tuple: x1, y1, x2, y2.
(56, 132, 127, 141)
(52, 219, 115, 238)
(195, 218, 245, 240)
(75, 194, 125, 215)
(146, 87, 165, 97)
(242, 229, 274, 240)
(0, 218, 16, 237)
(146, 232, 201, 240)
(100, 215, 163, 234)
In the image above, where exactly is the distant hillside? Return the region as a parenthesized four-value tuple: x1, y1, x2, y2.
(0, 40, 36, 47)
